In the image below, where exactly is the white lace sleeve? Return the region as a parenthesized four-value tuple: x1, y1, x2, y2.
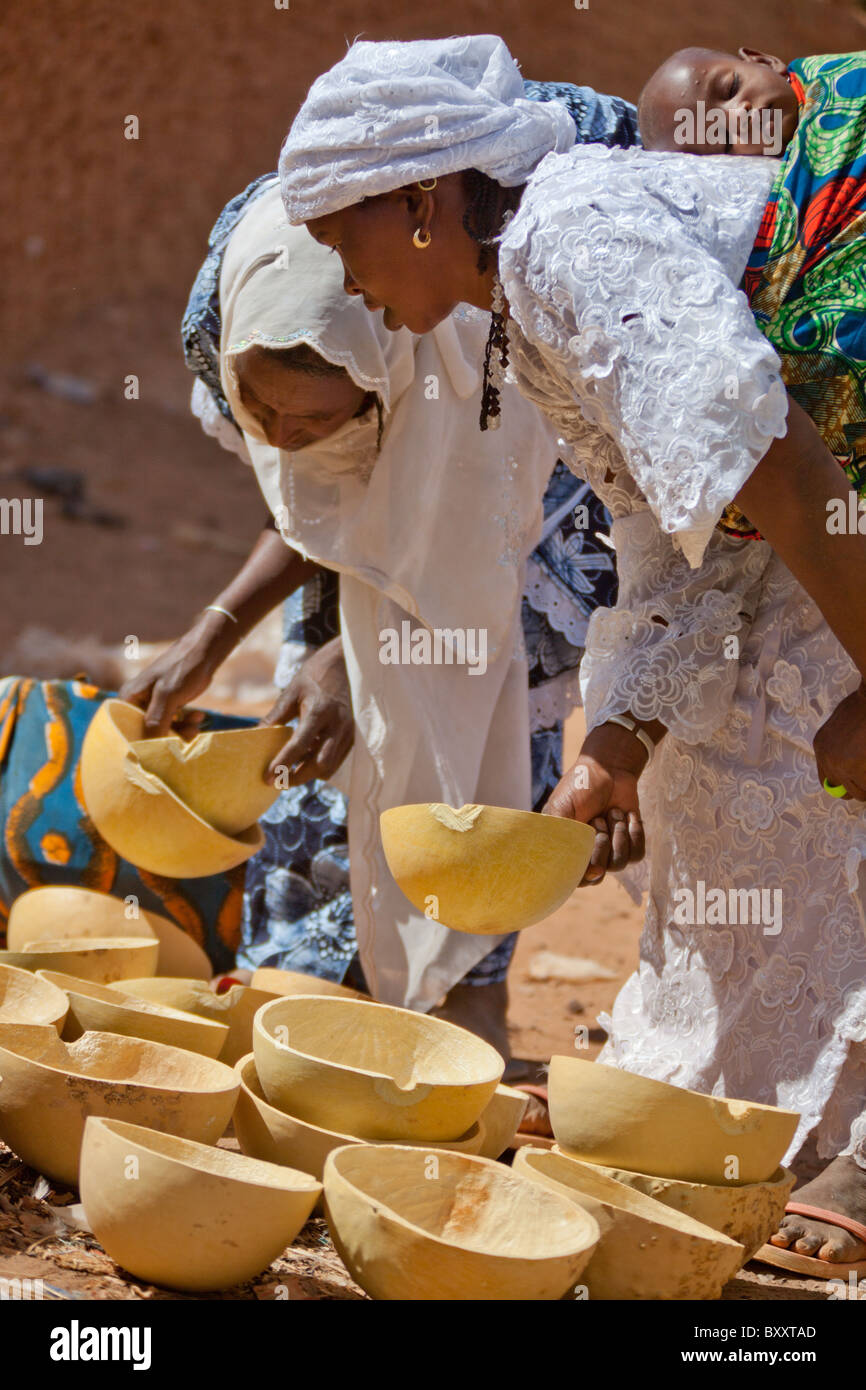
(190, 379, 253, 465)
(500, 147, 789, 569)
(579, 512, 773, 744)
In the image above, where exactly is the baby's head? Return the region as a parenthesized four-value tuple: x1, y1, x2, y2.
(639, 46, 799, 157)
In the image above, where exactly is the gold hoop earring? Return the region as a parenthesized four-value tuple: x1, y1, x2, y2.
(417, 177, 438, 191)
(413, 228, 432, 250)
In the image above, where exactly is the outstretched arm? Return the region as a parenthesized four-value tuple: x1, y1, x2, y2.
(120, 518, 320, 735)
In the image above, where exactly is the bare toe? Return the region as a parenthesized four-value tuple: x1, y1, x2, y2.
(818, 1230, 864, 1263)
(793, 1232, 824, 1255)
(770, 1217, 804, 1248)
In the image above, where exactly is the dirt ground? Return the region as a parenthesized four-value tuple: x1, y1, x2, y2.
(3, 0, 865, 1303)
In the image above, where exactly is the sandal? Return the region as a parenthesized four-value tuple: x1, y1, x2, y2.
(754, 1201, 866, 1280)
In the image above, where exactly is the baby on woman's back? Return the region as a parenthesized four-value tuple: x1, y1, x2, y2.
(638, 46, 801, 156)
(640, 47, 866, 535)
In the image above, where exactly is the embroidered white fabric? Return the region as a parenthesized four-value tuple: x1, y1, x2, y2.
(528, 668, 584, 729)
(500, 146, 788, 569)
(279, 35, 576, 223)
(190, 378, 252, 464)
(500, 144, 866, 1166)
(523, 554, 591, 648)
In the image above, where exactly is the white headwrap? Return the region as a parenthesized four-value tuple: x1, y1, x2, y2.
(219, 181, 560, 1011)
(279, 35, 576, 224)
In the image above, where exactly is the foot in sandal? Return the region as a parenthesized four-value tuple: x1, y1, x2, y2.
(770, 1155, 866, 1264)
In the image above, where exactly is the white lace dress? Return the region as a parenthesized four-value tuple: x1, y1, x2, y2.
(499, 144, 866, 1169)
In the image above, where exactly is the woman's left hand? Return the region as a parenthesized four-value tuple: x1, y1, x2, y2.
(261, 636, 354, 787)
(543, 722, 649, 885)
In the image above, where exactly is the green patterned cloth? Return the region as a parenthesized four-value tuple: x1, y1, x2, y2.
(722, 52, 866, 538)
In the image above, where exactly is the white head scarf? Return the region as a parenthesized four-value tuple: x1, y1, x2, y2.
(279, 35, 576, 224)
(218, 181, 559, 1011)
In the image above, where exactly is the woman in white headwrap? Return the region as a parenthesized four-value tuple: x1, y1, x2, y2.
(121, 174, 574, 1037)
(277, 35, 866, 1269)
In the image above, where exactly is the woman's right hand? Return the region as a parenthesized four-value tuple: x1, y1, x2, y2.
(544, 722, 648, 885)
(119, 611, 234, 737)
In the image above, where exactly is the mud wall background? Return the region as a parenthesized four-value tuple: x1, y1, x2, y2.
(1, 0, 864, 655)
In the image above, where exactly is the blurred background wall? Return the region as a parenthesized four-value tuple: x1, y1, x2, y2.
(1, 0, 864, 661)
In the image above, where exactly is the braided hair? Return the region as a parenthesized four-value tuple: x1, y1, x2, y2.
(460, 170, 523, 430)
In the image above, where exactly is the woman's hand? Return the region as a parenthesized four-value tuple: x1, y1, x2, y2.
(814, 686, 866, 801)
(119, 610, 236, 737)
(263, 636, 354, 787)
(544, 721, 651, 885)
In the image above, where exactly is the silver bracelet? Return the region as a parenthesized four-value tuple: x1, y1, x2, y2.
(604, 713, 655, 764)
(204, 604, 238, 624)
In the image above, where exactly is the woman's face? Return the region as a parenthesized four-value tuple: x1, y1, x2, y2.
(235, 348, 368, 451)
(306, 177, 486, 335)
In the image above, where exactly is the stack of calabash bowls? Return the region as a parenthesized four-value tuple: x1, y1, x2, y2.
(79, 699, 288, 877)
(0, 887, 334, 1292)
(242, 992, 602, 1300)
(512, 1056, 799, 1299)
(239, 993, 529, 1177)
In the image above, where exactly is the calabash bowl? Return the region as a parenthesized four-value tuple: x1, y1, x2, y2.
(234, 1053, 483, 1189)
(0, 1022, 239, 1185)
(111, 978, 278, 1066)
(380, 803, 595, 933)
(0, 936, 159, 984)
(8, 885, 211, 978)
(250, 967, 367, 1001)
(585, 1157, 796, 1263)
(0, 964, 68, 1031)
(253, 995, 503, 1142)
(129, 722, 287, 838)
(476, 1083, 530, 1159)
(323, 1144, 600, 1300)
(80, 1116, 320, 1292)
(548, 1056, 799, 1186)
(513, 1146, 744, 1299)
(80, 699, 264, 877)
(37, 970, 229, 1058)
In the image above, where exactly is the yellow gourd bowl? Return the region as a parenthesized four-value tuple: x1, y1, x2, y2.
(8, 886, 211, 979)
(548, 1056, 799, 1186)
(476, 1083, 530, 1159)
(80, 700, 264, 877)
(130, 723, 287, 838)
(324, 1144, 600, 1301)
(379, 803, 596, 933)
(0, 964, 68, 1031)
(233, 1053, 484, 1189)
(254, 995, 503, 1143)
(0, 936, 159, 984)
(37, 971, 229, 1058)
(513, 1147, 744, 1300)
(583, 1156, 796, 1263)
(80, 1116, 320, 1292)
(250, 967, 368, 1001)
(110, 978, 278, 1066)
(0, 1023, 239, 1186)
